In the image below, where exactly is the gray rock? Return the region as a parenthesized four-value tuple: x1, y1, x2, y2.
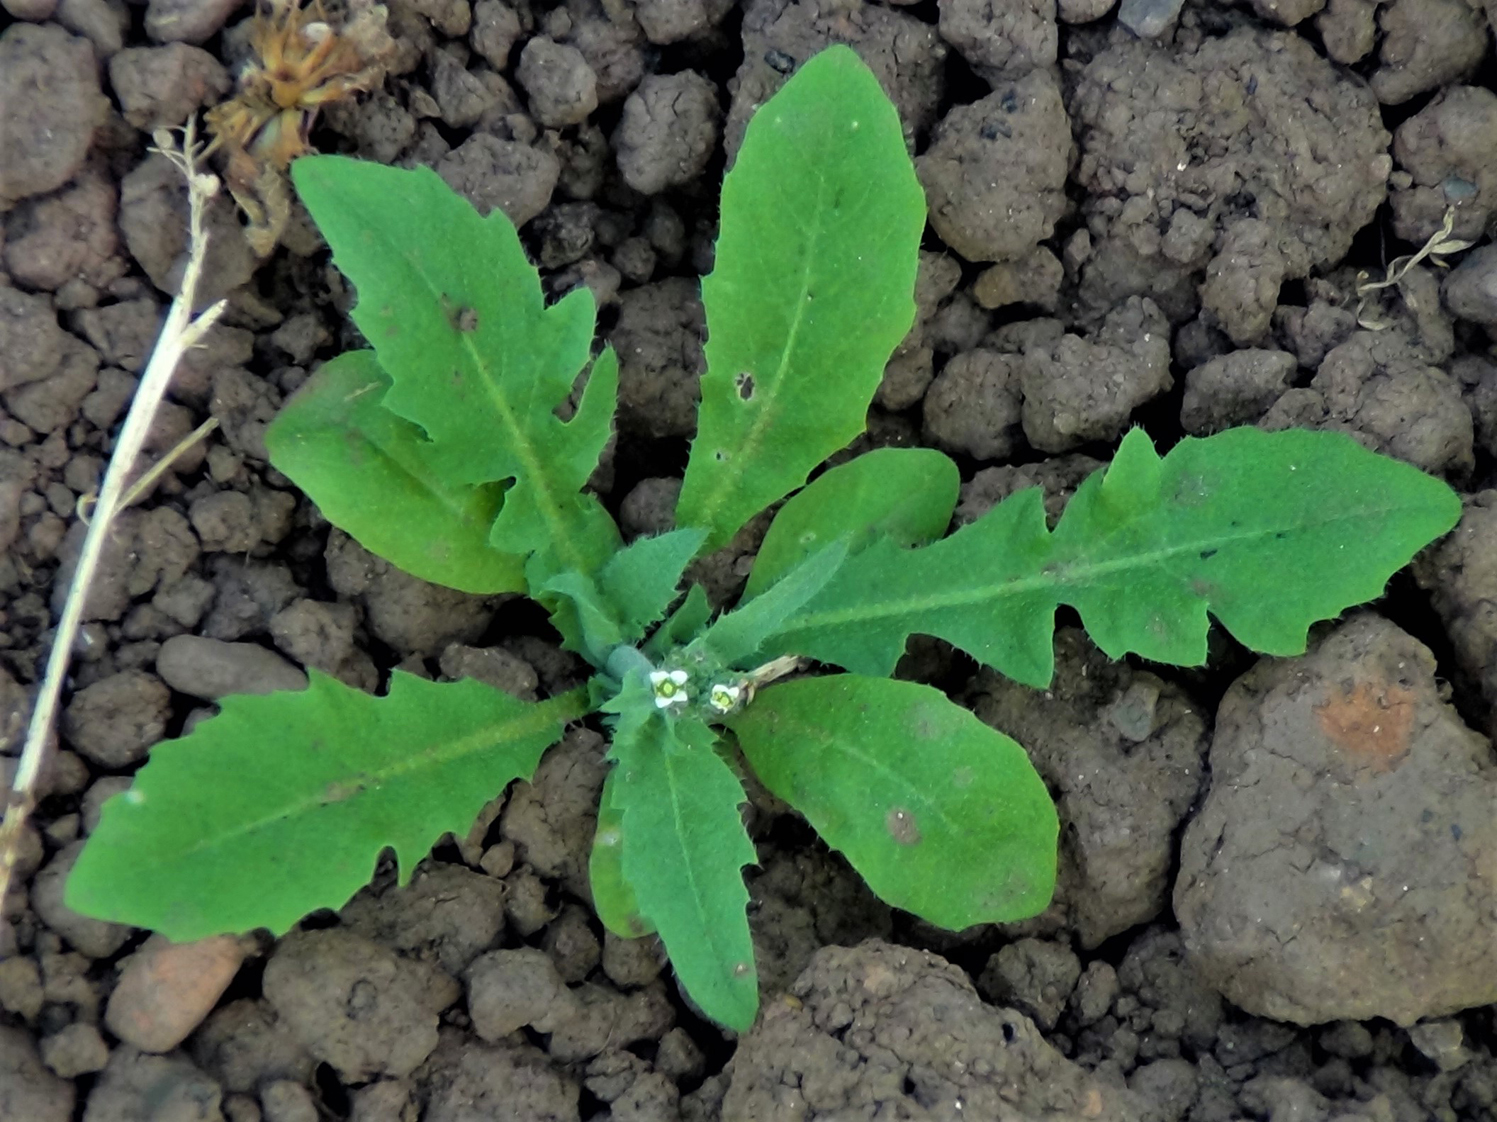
(1117, 0, 1184, 36)
(0, 24, 106, 209)
(1019, 297, 1172, 454)
(262, 929, 451, 1083)
(1180, 349, 1297, 434)
(157, 635, 308, 699)
(516, 37, 598, 127)
(82, 1047, 223, 1122)
(0, 287, 68, 393)
(923, 348, 1024, 462)
(465, 947, 574, 1039)
(918, 68, 1070, 264)
(938, 0, 1055, 82)
(1391, 85, 1497, 246)
(109, 43, 231, 130)
(726, 0, 945, 159)
(420, 1036, 579, 1122)
(608, 277, 705, 440)
(973, 630, 1208, 947)
(433, 135, 560, 229)
(614, 71, 719, 196)
(723, 941, 1146, 1119)
(146, 0, 245, 43)
(1443, 243, 1497, 328)
(1175, 614, 1497, 1025)
(0, 1026, 74, 1122)
(977, 938, 1082, 1031)
(39, 1022, 110, 1078)
(62, 669, 171, 767)
(1371, 0, 1486, 106)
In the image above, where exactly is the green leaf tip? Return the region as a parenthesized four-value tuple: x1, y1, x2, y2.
(66, 671, 587, 942)
(290, 155, 619, 576)
(676, 45, 926, 550)
(765, 427, 1462, 685)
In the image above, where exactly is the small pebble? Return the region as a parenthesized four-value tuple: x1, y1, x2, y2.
(1117, 0, 1184, 37)
(40, 1021, 109, 1077)
(157, 635, 308, 699)
(106, 933, 247, 1052)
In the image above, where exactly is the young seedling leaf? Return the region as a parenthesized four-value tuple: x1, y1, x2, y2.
(609, 708, 757, 1031)
(693, 540, 849, 668)
(265, 350, 525, 594)
(589, 770, 657, 939)
(532, 567, 625, 664)
(599, 528, 710, 641)
(765, 428, 1462, 685)
(66, 672, 587, 941)
(726, 675, 1057, 928)
(644, 584, 712, 660)
(290, 155, 619, 575)
(675, 45, 925, 550)
(745, 447, 961, 598)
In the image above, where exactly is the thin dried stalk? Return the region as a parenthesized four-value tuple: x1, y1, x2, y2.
(0, 123, 229, 912)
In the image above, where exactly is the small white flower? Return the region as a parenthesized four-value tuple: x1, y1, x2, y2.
(650, 668, 690, 710)
(706, 682, 743, 714)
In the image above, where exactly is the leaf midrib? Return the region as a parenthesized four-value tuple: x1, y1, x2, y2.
(162, 688, 587, 861)
(362, 203, 590, 575)
(693, 164, 829, 534)
(778, 498, 1421, 635)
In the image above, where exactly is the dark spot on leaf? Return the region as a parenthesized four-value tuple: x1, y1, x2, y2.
(980, 119, 1012, 141)
(765, 48, 795, 74)
(714, 450, 728, 462)
(735, 372, 755, 400)
(452, 305, 479, 332)
(1199, 548, 1218, 560)
(1274, 531, 1287, 540)
(885, 807, 921, 846)
(951, 766, 975, 789)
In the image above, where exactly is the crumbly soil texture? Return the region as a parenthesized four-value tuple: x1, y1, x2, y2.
(3, 0, 1497, 1118)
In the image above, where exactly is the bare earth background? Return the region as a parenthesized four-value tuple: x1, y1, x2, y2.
(2, 0, 1496, 1118)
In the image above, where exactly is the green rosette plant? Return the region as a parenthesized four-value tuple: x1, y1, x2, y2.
(68, 46, 1462, 1031)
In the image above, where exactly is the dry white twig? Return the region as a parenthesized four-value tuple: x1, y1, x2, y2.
(1354, 206, 1476, 330)
(0, 122, 229, 911)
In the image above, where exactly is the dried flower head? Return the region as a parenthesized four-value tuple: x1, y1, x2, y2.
(205, 0, 394, 255)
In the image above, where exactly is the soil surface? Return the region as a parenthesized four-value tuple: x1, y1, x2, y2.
(3, 0, 1497, 1119)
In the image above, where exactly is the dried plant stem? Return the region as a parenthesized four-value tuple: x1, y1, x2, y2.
(0, 123, 228, 910)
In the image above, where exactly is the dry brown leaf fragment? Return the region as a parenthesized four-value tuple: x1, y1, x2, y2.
(205, 0, 394, 254)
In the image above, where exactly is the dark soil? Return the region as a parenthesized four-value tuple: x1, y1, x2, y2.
(3, 0, 1497, 1119)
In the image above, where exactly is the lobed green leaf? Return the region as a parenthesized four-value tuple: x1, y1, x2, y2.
(675, 46, 926, 550)
(765, 428, 1463, 685)
(726, 675, 1057, 928)
(745, 447, 961, 598)
(67, 673, 586, 941)
(265, 350, 525, 594)
(290, 156, 620, 576)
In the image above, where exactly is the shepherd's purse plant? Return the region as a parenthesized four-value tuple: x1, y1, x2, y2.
(67, 46, 1461, 1031)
